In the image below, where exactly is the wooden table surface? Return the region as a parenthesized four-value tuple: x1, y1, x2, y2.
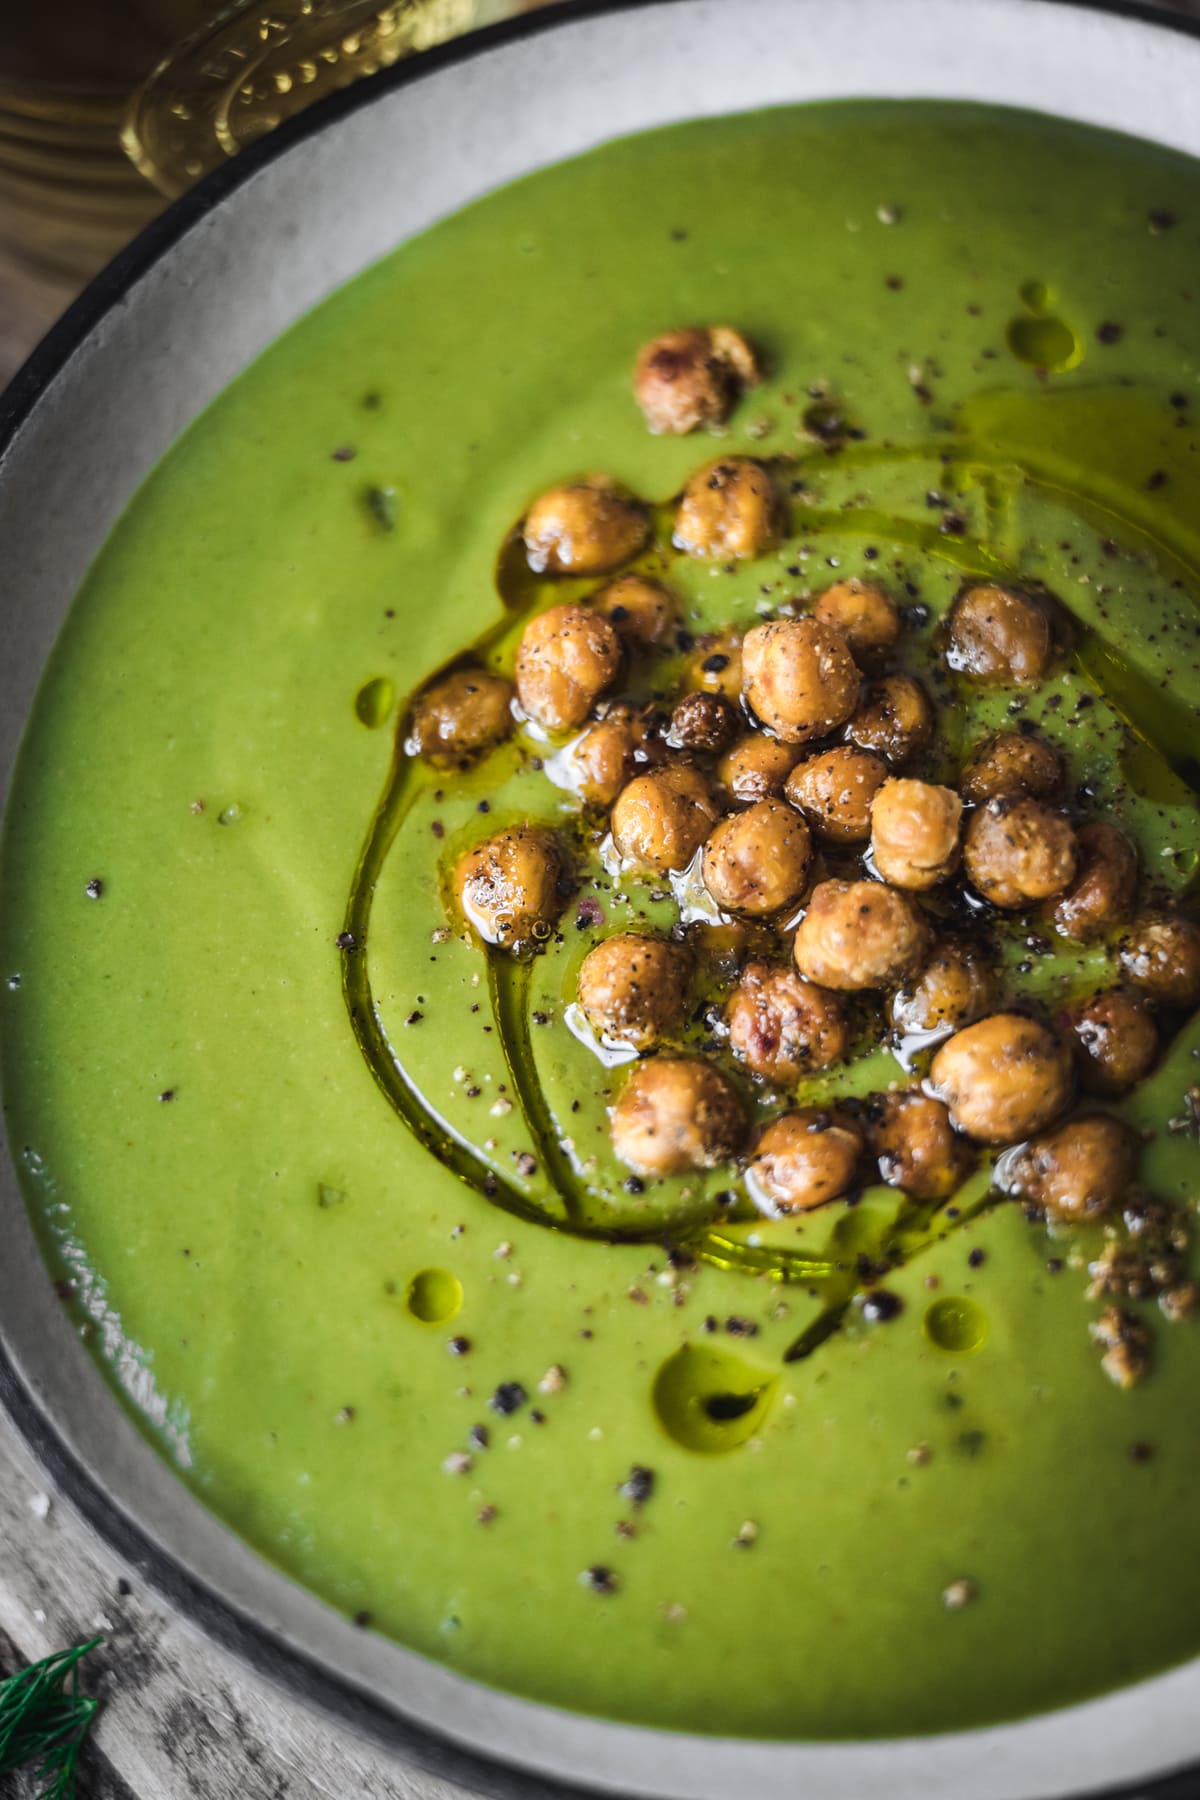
(3, 6, 1200, 1793)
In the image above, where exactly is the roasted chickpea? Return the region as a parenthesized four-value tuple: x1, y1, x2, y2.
(411, 667, 514, 764)
(960, 729, 1062, 804)
(888, 939, 992, 1040)
(929, 1013, 1072, 1144)
(577, 933, 689, 1050)
(555, 705, 660, 808)
(963, 796, 1077, 910)
(610, 763, 721, 874)
(867, 1091, 972, 1203)
(590, 574, 678, 651)
(686, 631, 743, 700)
(727, 962, 847, 1085)
(719, 734, 802, 805)
(793, 879, 930, 991)
(456, 826, 567, 953)
(668, 691, 740, 753)
(741, 617, 861, 744)
(998, 1115, 1140, 1221)
(1119, 913, 1200, 1007)
(523, 476, 648, 576)
(869, 778, 962, 890)
(701, 800, 813, 917)
(610, 1057, 744, 1176)
(674, 457, 782, 561)
(515, 602, 621, 733)
(1052, 822, 1138, 942)
(945, 583, 1053, 685)
(784, 745, 888, 843)
(1070, 988, 1159, 1096)
(633, 325, 759, 435)
(812, 577, 900, 669)
(844, 672, 933, 766)
(745, 1109, 863, 1216)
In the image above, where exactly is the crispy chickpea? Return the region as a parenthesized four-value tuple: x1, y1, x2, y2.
(741, 617, 861, 744)
(929, 1013, 1072, 1144)
(745, 1109, 863, 1217)
(702, 800, 813, 917)
(610, 763, 721, 874)
(784, 745, 888, 843)
(812, 577, 900, 669)
(515, 602, 621, 733)
(844, 672, 933, 766)
(577, 933, 690, 1050)
(727, 962, 847, 1084)
(668, 691, 740, 753)
(867, 1091, 972, 1203)
(869, 778, 962, 890)
(523, 476, 648, 576)
(686, 631, 743, 700)
(999, 1116, 1140, 1221)
(960, 729, 1062, 804)
(793, 879, 930, 992)
(889, 939, 992, 1039)
(633, 325, 759, 435)
(610, 1057, 744, 1176)
(411, 667, 514, 764)
(555, 706, 656, 808)
(1119, 913, 1200, 1007)
(590, 574, 678, 652)
(963, 796, 1077, 909)
(1052, 822, 1138, 942)
(719, 734, 802, 805)
(1070, 989, 1158, 1097)
(945, 583, 1053, 685)
(674, 457, 782, 561)
(456, 826, 567, 953)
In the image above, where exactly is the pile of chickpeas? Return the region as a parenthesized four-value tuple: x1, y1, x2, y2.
(411, 324, 1200, 1337)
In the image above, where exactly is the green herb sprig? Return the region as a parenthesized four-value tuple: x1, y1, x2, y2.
(0, 1638, 102, 1799)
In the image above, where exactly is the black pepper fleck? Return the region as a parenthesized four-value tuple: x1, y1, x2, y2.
(489, 1381, 527, 1416)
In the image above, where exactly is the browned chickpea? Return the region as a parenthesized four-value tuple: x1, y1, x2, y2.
(727, 962, 847, 1084)
(674, 457, 782, 561)
(998, 1115, 1140, 1221)
(745, 1109, 863, 1216)
(960, 729, 1062, 804)
(784, 745, 888, 843)
(719, 734, 802, 805)
(701, 800, 813, 917)
(963, 796, 1077, 909)
(945, 583, 1053, 685)
(812, 577, 900, 669)
(577, 933, 689, 1050)
(867, 1091, 972, 1203)
(793, 879, 930, 991)
(668, 691, 740, 753)
(1052, 822, 1138, 942)
(523, 476, 648, 576)
(929, 1013, 1072, 1144)
(1119, 913, 1200, 1007)
(411, 667, 514, 764)
(888, 939, 992, 1039)
(686, 631, 743, 699)
(590, 573, 678, 651)
(633, 325, 759, 435)
(869, 778, 962, 890)
(610, 763, 721, 873)
(515, 602, 621, 733)
(741, 617, 861, 744)
(1070, 988, 1158, 1096)
(456, 826, 567, 953)
(555, 705, 657, 808)
(610, 1057, 744, 1176)
(844, 672, 933, 766)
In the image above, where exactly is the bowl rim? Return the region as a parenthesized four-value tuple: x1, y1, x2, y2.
(2, 3, 1200, 1797)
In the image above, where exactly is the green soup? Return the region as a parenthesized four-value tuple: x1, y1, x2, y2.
(3, 101, 1200, 1741)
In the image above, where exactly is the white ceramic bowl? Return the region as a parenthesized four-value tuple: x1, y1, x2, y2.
(2, 3, 1200, 1795)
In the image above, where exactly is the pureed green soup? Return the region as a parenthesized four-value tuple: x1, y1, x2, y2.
(3, 101, 1200, 1740)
